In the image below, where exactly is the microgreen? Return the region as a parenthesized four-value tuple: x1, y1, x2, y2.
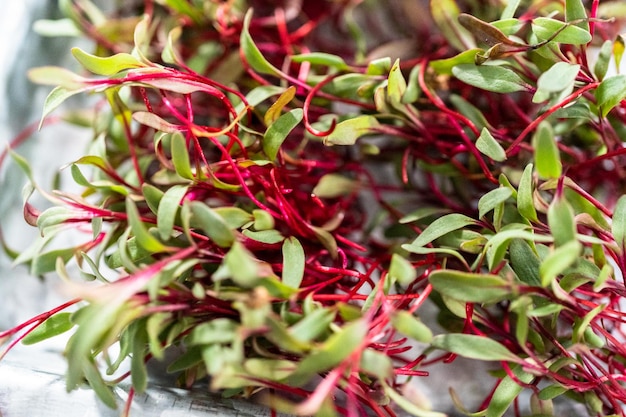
(3, 0, 626, 416)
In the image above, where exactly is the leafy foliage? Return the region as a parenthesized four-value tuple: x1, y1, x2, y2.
(3, 0, 626, 416)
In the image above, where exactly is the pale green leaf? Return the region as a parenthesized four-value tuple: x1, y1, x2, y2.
(429, 270, 511, 303)
(282, 237, 305, 289)
(479, 187, 513, 219)
(532, 121, 561, 179)
(240, 10, 280, 75)
(547, 195, 576, 246)
(71, 47, 145, 75)
(431, 333, 520, 362)
(312, 174, 359, 198)
(486, 367, 535, 417)
(476, 128, 507, 162)
(22, 313, 75, 345)
(157, 185, 187, 240)
(407, 213, 478, 248)
(323, 115, 380, 146)
(388, 253, 417, 286)
(391, 311, 433, 343)
(189, 201, 234, 248)
(612, 195, 626, 250)
(531, 18, 592, 45)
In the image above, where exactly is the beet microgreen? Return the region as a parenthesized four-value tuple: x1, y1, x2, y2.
(3, 0, 626, 416)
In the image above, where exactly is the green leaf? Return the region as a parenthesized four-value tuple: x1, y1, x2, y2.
(38, 86, 88, 127)
(22, 313, 75, 345)
(28, 66, 85, 89)
(501, 0, 521, 19)
(612, 195, 626, 250)
(539, 384, 569, 400)
(565, 0, 589, 30)
(263, 108, 303, 160)
(189, 201, 234, 248)
(83, 360, 118, 409)
(289, 308, 336, 343)
(71, 47, 145, 75)
(313, 174, 359, 198)
(288, 319, 367, 386)
(531, 18, 592, 45)
(126, 198, 168, 253)
(476, 128, 507, 162)
(282, 237, 305, 289)
(486, 367, 534, 417)
(431, 333, 520, 362)
(595, 75, 626, 117)
(547, 195, 576, 246)
(214, 207, 253, 229)
(382, 382, 447, 417)
(430, 0, 474, 52)
(224, 241, 260, 287)
(391, 311, 433, 343)
(388, 253, 417, 286)
(244, 358, 297, 380)
(131, 326, 148, 393)
(540, 241, 582, 286)
(429, 270, 511, 303)
(517, 164, 538, 222)
(133, 111, 180, 133)
(188, 318, 238, 345)
(452, 64, 529, 93)
(252, 209, 275, 231)
(360, 349, 393, 379)
(509, 239, 542, 286)
(242, 229, 284, 244)
(291, 53, 348, 70)
(594, 40, 613, 81)
(430, 49, 481, 75)
(388, 59, 407, 107)
(478, 187, 513, 219)
(323, 115, 380, 146)
(142, 184, 164, 214)
(240, 10, 280, 75)
(157, 185, 187, 240)
(532, 121, 562, 179)
(406, 213, 478, 248)
(171, 132, 194, 180)
(533, 62, 579, 103)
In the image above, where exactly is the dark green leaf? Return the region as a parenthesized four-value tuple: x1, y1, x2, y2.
(282, 237, 305, 288)
(22, 313, 75, 345)
(240, 10, 280, 75)
(263, 109, 303, 160)
(429, 270, 511, 303)
(452, 64, 529, 93)
(431, 333, 521, 362)
(565, 0, 590, 31)
(595, 75, 626, 117)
